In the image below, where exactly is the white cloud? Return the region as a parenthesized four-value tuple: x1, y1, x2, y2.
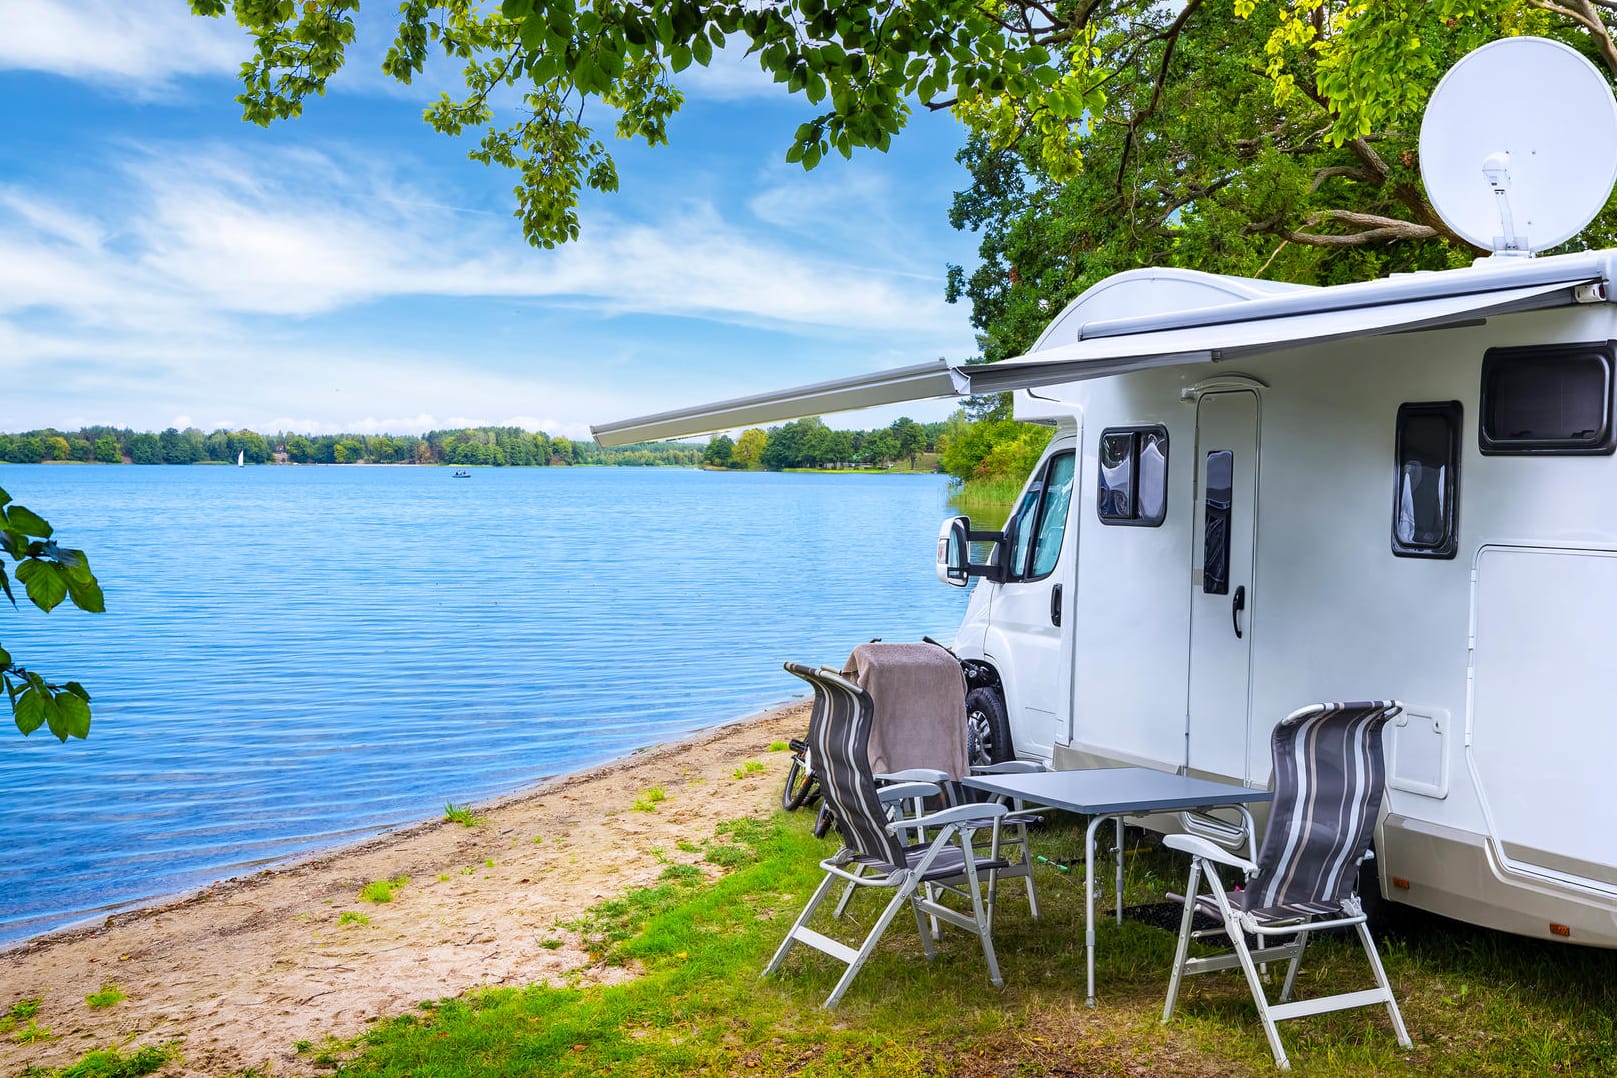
(0, 0, 243, 87)
(0, 136, 974, 437)
(2, 143, 963, 338)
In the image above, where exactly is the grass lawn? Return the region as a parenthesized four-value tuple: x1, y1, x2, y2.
(271, 813, 1614, 1076)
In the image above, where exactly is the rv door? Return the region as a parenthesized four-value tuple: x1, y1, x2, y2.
(1187, 391, 1259, 781)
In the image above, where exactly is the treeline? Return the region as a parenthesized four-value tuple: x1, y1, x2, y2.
(702, 416, 946, 470)
(0, 426, 700, 467)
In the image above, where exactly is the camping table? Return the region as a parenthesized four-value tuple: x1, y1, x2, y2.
(962, 767, 1273, 1007)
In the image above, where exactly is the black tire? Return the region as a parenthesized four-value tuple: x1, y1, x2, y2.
(965, 686, 1014, 766)
(781, 755, 817, 811)
(1357, 851, 1404, 937)
(811, 804, 836, 839)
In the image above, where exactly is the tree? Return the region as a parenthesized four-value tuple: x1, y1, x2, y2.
(890, 417, 925, 467)
(94, 437, 121, 464)
(0, 487, 103, 741)
(702, 434, 735, 468)
(127, 433, 162, 465)
(194, 1, 1617, 252)
(43, 436, 72, 462)
(732, 429, 768, 470)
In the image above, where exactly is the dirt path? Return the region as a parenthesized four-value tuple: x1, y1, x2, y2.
(0, 703, 808, 1077)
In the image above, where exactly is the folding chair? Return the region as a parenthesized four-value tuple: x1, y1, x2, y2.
(1162, 701, 1412, 1070)
(764, 662, 1009, 1008)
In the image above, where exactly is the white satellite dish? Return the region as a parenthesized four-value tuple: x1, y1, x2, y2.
(1421, 36, 1617, 256)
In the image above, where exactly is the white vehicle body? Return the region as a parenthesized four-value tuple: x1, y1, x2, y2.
(596, 250, 1617, 948)
(944, 255, 1617, 948)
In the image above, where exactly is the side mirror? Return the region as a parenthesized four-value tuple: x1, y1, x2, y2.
(937, 516, 972, 587)
(936, 516, 1005, 587)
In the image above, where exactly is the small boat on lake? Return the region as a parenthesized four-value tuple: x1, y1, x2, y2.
(453, 470, 471, 478)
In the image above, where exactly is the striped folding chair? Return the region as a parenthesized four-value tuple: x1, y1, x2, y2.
(1161, 701, 1413, 1070)
(763, 662, 1008, 1008)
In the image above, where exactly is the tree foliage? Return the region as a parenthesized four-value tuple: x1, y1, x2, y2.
(0, 488, 102, 742)
(945, 3, 1617, 366)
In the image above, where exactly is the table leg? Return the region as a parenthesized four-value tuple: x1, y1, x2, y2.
(1114, 815, 1125, 926)
(1084, 814, 1106, 1007)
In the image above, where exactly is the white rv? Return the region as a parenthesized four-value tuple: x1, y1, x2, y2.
(593, 37, 1617, 948)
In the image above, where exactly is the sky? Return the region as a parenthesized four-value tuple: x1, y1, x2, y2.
(0, 1, 984, 441)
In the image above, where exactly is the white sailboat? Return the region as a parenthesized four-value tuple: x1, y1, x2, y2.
(236, 450, 244, 467)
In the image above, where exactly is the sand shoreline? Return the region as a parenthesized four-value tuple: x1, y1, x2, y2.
(0, 701, 810, 1077)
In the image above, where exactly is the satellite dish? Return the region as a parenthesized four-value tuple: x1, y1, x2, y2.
(1420, 36, 1617, 256)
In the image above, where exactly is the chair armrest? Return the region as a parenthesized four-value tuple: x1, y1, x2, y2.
(876, 768, 952, 785)
(969, 760, 1046, 775)
(876, 781, 941, 805)
(889, 801, 1007, 833)
(1164, 833, 1258, 876)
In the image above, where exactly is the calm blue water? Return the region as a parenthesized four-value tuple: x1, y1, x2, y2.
(0, 464, 969, 945)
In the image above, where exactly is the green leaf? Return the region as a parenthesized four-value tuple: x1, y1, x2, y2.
(13, 687, 47, 736)
(56, 691, 91, 740)
(0, 569, 13, 609)
(63, 681, 90, 702)
(65, 573, 105, 614)
(4, 506, 51, 539)
(15, 560, 68, 612)
(41, 688, 69, 741)
(691, 31, 711, 66)
(0, 487, 10, 508)
(0, 645, 9, 669)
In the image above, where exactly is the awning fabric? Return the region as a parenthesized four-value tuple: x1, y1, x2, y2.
(956, 278, 1585, 396)
(590, 269, 1602, 447)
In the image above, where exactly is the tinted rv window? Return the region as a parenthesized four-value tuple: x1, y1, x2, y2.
(1097, 426, 1168, 526)
(1006, 451, 1076, 580)
(1479, 341, 1616, 454)
(1393, 402, 1461, 559)
(1202, 450, 1233, 594)
(1028, 452, 1076, 578)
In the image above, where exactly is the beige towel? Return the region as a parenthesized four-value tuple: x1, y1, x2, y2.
(845, 642, 969, 780)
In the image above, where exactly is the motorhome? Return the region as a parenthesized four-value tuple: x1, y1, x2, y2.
(593, 37, 1617, 948)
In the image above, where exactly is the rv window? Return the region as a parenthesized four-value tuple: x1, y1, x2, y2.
(1393, 402, 1461, 559)
(1028, 452, 1076, 578)
(1097, 425, 1168, 527)
(1479, 341, 1616, 455)
(1202, 450, 1233, 594)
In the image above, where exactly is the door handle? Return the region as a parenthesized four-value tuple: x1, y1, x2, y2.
(1231, 585, 1246, 639)
(1050, 583, 1062, 627)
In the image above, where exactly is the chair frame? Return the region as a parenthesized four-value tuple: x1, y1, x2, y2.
(764, 664, 1008, 1008)
(1161, 701, 1413, 1070)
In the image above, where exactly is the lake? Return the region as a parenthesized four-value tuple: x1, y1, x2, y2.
(0, 464, 971, 946)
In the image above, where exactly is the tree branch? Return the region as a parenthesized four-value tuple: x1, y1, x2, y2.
(1114, 0, 1206, 192)
(1528, 1, 1617, 78)
(1277, 209, 1439, 247)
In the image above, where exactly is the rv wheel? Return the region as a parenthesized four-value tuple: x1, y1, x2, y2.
(1357, 849, 1403, 937)
(965, 686, 1013, 766)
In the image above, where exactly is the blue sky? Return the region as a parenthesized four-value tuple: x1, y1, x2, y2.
(0, 2, 982, 440)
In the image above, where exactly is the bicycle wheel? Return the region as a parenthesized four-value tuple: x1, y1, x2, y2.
(781, 755, 817, 811)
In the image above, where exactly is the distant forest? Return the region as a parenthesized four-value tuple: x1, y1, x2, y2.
(0, 417, 948, 470)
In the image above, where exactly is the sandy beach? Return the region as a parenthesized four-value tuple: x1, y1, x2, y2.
(0, 702, 808, 1077)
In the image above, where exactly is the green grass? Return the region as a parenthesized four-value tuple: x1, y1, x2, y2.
(338, 911, 371, 927)
(12, 1020, 52, 1044)
(323, 813, 1617, 1078)
(41, 1042, 174, 1078)
(632, 787, 668, 813)
(443, 803, 485, 828)
(358, 875, 409, 904)
(729, 761, 765, 780)
(766, 741, 789, 752)
(83, 984, 125, 1009)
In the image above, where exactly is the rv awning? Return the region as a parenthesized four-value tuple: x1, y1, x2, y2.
(957, 276, 1590, 396)
(591, 268, 1603, 446)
